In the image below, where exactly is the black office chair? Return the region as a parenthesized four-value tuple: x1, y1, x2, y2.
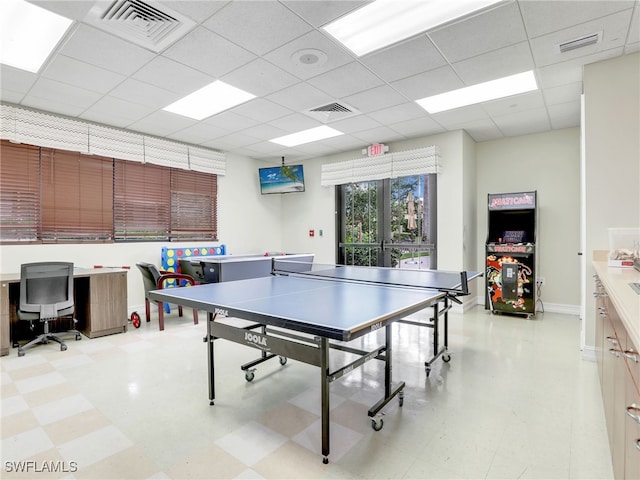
(17, 262, 81, 357)
(136, 262, 199, 331)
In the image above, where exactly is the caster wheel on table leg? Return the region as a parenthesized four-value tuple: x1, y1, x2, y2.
(442, 353, 451, 362)
(245, 370, 255, 382)
(279, 356, 287, 365)
(371, 417, 384, 431)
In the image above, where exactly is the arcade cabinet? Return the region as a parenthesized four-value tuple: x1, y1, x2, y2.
(485, 191, 537, 318)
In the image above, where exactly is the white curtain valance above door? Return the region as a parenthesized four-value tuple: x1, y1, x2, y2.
(320, 145, 441, 186)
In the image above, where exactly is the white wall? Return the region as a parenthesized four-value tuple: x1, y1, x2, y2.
(583, 52, 640, 355)
(476, 128, 581, 311)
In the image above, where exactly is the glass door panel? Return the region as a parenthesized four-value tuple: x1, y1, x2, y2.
(338, 174, 437, 269)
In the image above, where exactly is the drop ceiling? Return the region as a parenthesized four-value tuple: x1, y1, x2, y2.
(1, 0, 638, 163)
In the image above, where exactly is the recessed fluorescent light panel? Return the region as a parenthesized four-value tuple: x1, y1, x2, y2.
(270, 126, 343, 147)
(0, 0, 73, 73)
(416, 71, 538, 113)
(163, 81, 256, 120)
(323, 0, 502, 57)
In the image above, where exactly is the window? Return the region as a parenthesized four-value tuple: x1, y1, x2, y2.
(40, 148, 113, 242)
(170, 169, 217, 241)
(0, 140, 218, 243)
(0, 141, 40, 242)
(114, 161, 170, 241)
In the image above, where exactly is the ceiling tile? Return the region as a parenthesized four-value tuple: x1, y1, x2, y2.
(42, 55, 126, 94)
(481, 91, 546, 117)
(367, 103, 429, 126)
(391, 66, 463, 100)
(389, 116, 446, 138)
(529, 10, 632, 67)
(360, 35, 447, 83)
(265, 82, 333, 112)
(81, 95, 156, 124)
(428, 2, 527, 63)
(221, 58, 299, 97)
(230, 98, 294, 124)
(452, 41, 535, 85)
(0, 65, 37, 95)
(163, 26, 256, 78)
(307, 62, 384, 98)
(492, 107, 551, 137)
(109, 79, 180, 110)
(160, 0, 230, 22)
(58, 24, 155, 76)
(520, 0, 636, 38)
(127, 111, 198, 137)
(543, 82, 583, 106)
(203, 1, 313, 56)
(132, 57, 214, 95)
(430, 105, 490, 129)
(25, 78, 102, 110)
(330, 114, 382, 134)
(281, 1, 368, 27)
(342, 85, 408, 114)
(269, 113, 321, 132)
(263, 30, 354, 80)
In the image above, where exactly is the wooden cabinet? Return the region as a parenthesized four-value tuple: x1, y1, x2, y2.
(0, 268, 128, 355)
(594, 260, 640, 479)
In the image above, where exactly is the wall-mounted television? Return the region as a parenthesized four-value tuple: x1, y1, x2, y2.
(259, 164, 305, 194)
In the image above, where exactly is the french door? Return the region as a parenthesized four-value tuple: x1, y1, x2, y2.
(337, 174, 437, 269)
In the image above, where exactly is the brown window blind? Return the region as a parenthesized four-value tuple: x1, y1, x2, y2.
(114, 160, 171, 240)
(170, 169, 218, 241)
(40, 148, 113, 242)
(0, 140, 41, 242)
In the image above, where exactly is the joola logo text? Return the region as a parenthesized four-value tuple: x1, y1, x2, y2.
(245, 332, 268, 348)
(371, 322, 383, 331)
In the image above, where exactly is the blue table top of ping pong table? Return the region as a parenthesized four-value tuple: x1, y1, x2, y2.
(148, 266, 473, 342)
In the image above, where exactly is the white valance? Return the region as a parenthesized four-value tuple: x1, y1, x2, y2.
(0, 104, 226, 175)
(320, 145, 441, 186)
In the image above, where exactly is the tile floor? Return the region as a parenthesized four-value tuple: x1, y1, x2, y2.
(1, 306, 613, 479)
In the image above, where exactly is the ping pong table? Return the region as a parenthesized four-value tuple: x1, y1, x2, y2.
(149, 260, 476, 464)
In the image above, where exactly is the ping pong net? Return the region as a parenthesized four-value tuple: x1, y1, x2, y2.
(271, 259, 471, 297)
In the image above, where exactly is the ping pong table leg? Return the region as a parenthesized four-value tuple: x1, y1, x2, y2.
(207, 312, 216, 405)
(320, 337, 330, 464)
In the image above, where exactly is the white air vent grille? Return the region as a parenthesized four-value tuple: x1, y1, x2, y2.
(306, 102, 360, 122)
(86, 0, 195, 52)
(559, 32, 601, 53)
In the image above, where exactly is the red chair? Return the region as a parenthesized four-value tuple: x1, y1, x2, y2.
(136, 262, 198, 331)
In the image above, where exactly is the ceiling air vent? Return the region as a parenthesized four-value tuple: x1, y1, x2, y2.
(558, 32, 601, 53)
(85, 0, 196, 52)
(305, 102, 360, 123)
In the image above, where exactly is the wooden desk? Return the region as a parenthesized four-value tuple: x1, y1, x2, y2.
(0, 268, 128, 356)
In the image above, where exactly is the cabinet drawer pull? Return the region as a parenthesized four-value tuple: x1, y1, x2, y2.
(626, 404, 640, 424)
(624, 351, 639, 363)
(606, 336, 618, 346)
(609, 348, 622, 357)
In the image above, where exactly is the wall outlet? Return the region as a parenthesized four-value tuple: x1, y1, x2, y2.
(537, 277, 545, 285)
